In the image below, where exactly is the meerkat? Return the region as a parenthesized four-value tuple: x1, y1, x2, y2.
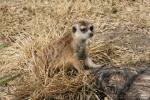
(36, 20, 100, 74)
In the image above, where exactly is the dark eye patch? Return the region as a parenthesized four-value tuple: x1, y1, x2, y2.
(72, 26, 76, 33)
(90, 26, 94, 31)
(80, 28, 87, 33)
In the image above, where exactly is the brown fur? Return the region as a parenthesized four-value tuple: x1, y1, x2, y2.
(35, 33, 84, 75)
(76, 20, 90, 27)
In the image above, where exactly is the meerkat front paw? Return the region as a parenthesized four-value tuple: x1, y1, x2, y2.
(94, 64, 105, 68)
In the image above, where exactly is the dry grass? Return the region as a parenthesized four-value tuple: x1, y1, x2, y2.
(0, 0, 150, 99)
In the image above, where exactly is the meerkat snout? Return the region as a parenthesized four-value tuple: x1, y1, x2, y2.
(89, 32, 93, 37)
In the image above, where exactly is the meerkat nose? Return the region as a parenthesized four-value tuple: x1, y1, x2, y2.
(89, 33, 93, 37)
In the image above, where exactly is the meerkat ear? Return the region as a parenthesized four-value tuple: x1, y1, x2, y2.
(72, 26, 77, 33)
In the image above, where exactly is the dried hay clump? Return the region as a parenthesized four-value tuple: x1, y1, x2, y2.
(0, 34, 99, 100)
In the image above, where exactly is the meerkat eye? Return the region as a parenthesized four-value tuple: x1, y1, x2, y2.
(90, 26, 94, 31)
(80, 28, 87, 33)
(72, 26, 76, 33)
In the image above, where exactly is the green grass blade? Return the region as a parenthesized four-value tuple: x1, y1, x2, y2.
(0, 44, 7, 49)
(0, 73, 21, 86)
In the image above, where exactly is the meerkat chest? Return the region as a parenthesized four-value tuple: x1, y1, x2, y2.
(75, 44, 87, 60)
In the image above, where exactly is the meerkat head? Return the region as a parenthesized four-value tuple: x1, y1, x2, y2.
(72, 20, 94, 42)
